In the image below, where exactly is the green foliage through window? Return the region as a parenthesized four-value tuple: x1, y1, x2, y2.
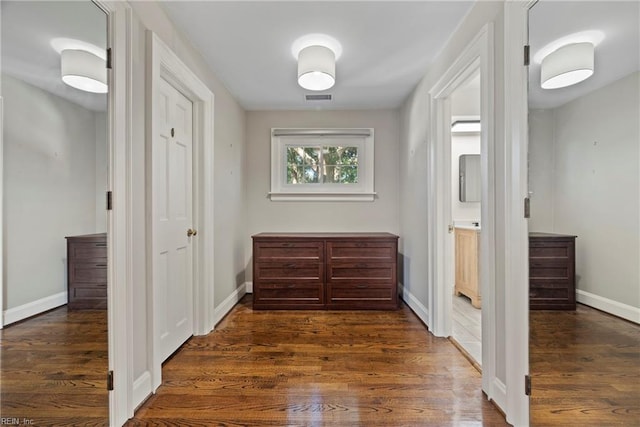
(287, 145, 358, 184)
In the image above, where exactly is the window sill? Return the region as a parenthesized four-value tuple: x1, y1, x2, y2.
(268, 192, 376, 202)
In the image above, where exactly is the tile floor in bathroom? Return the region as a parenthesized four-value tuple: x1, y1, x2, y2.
(452, 294, 482, 365)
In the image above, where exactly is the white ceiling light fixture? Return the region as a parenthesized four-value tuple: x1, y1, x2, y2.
(297, 45, 336, 91)
(541, 42, 594, 90)
(292, 33, 342, 92)
(61, 49, 107, 93)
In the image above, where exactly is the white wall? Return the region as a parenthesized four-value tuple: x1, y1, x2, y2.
(245, 110, 400, 281)
(2, 74, 100, 311)
(529, 72, 640, 311)
(399, 0, 513, 409)
(126, 1, 247, 405)
(451, 134, 481, 222)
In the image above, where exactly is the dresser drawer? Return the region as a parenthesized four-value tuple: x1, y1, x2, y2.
(328, 262, 396, 282)
(327, 242, 396, 262)
(327, 283, 397, 309)
(68, 242, 107, 262)
(69, 263, 107, 283)
(254, 241, 323, 261)
(253, 281, 324, 309)
(68, 283, 108, 310)
(255, 261, 323, 280)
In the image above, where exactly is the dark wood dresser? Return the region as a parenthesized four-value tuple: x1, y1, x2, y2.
(529, 232, 577, 310)
(66, 233, 107, 310)
(252, 233, 399, 310)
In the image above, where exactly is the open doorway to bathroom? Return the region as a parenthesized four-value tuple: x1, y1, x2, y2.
(450, 71, 482, 367)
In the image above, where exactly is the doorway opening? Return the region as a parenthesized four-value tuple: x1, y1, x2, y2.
(449, 71, 482, 367)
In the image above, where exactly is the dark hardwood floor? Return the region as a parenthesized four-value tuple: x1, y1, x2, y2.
(0, 306, 108, 426)
(127, 295, 506, 426)
(530, 304, 640, 426)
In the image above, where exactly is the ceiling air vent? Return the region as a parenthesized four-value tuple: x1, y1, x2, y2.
(305, 94, 332, 101)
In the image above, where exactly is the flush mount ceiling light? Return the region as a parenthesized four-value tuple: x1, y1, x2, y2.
(541, 42, 594, 90)
(451, 120, 481, 133)
(61, 49, 107, 93)
(292, 34, 342, 92)
(297, 45, 336, 91)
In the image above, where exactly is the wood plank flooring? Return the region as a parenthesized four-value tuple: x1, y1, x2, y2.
(530, 304, 640, 426)
(128, 295, 506, 426)
(0, 306, 108, 426)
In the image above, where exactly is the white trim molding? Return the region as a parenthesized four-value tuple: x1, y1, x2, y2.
(503, 1, 536, 426)
(94, 1, 134, 424)
(2, 292, 67, 326)
(577, 290, 640, 324)
(213, 284, 247, 327)
(399, 285, 430, 328)
(132, 371, 152, 411)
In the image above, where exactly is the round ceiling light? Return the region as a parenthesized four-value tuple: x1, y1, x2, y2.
(61, 49, 108, 93)
(541, 42, 594, 90)
(297, 45, 336, 91)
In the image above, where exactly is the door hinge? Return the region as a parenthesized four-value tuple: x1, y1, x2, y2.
(107, 370, 114, 391)
(524, 45, 530, 66)
(106, 191, 113, 211)
(106, 48, 112, 70)
(525, 374, 531, 396)
(524, 197, 530, 219)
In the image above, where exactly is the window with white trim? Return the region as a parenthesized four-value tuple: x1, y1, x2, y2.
(270, 128, 375, 201)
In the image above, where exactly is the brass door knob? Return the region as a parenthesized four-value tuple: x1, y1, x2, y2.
(187, 228, 197, 237)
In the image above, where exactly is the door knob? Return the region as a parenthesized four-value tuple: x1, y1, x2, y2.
(187, 228, 197, 237)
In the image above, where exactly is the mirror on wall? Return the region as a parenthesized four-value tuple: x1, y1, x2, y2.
(459, 154, 481, 202)
(527, 1, 639, 426)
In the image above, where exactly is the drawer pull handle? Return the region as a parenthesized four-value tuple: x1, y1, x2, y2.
(355, 263, 368, 268)
(356, 284, 368, 289)
(287, 284, 296, 288)
(282, 243, 293, 247)
(284, 263, 296, 268)
(94, 243, 107, 247)
(95, 264, 107, 267)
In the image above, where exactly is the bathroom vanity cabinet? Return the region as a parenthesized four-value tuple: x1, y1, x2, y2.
(454, 227, 481, 308)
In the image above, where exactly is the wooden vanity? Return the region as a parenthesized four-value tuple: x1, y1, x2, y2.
(454, 227, 481, 308)
(252, 232, 399, 310)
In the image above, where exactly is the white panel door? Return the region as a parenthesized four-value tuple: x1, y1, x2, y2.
(154, 77, 194, 363)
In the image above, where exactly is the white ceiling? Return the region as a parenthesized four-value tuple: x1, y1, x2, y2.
(1, 1, 107, 112)
(2, 1, 635, 114)
(160, 1, 475, 110)
(528, 1, 639, 110)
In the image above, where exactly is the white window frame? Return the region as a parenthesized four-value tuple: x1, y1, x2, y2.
(270, 128, 375, 201)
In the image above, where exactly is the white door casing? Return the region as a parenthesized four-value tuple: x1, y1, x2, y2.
(148, 31, 215, 398)
(153, 78, 194, 363)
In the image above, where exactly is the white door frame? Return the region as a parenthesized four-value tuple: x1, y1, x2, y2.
(95, 0, 134, 425)
(147, 31, 215, 392)
(427, 23, 497, 399)
(503, 1, 534, 425)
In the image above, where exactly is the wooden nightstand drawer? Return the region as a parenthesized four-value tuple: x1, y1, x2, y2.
(253, 281, 324, 309)
(327, 283, 397, 309)
(328, 262, 396, 282)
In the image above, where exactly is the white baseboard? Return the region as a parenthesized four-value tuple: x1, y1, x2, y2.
(3, 291, 67, 326)
(399, 284, 430, 329)
(490, 378, 507, 417)
(132, 371, 152, 411)
(245, 281, 253, 293)
(213, 283, 247, 327)
(576, 289, 640, 324)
